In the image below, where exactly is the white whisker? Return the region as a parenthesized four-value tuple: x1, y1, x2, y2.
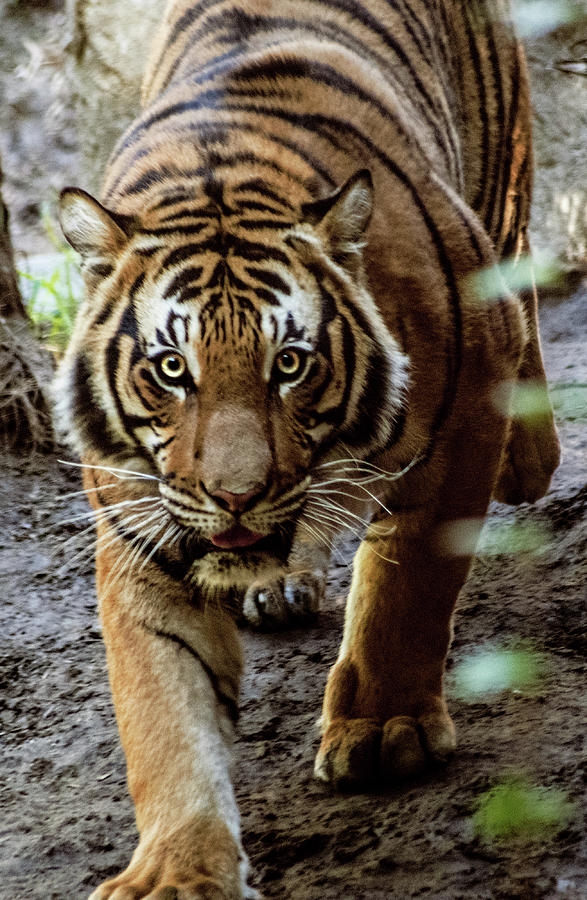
(309, 497, 373, 532)
(139, 522, 180, 572)
(56, 482, 120, 501)
(58, 459, 162, 482)
(57, 496, 160, 527)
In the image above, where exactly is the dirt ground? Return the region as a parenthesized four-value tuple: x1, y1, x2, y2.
(0, 2, 585, 899)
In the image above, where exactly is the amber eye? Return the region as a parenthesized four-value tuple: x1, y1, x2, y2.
(274, 348, 306, 382)
(156, 351, 187, 383)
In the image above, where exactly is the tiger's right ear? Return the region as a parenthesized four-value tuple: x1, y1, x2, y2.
(59, 188, 135, 263)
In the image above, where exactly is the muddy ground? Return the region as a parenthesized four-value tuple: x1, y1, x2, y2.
(0, 2, 586, 899)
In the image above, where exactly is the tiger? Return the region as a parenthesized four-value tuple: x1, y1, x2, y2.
(55, 0, 560, 896)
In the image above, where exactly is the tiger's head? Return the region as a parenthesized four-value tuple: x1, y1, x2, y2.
(55, 170, 408, 590)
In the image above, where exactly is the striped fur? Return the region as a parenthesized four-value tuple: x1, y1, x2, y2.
(55, 2, 559, 897)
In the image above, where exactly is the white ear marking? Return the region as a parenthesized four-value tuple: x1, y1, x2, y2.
(302, 169, 374, 259)
(59, 188, 131, 262)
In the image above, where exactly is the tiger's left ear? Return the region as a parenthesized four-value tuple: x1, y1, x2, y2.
(301, 169, 373, 264)
(59, 188, 136, 266)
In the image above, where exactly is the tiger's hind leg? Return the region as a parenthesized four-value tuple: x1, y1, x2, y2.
(494, 234, 560, 504)
(242, 530, 330, 629)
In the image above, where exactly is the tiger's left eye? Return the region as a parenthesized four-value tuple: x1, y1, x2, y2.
(156, 351, 186, 382)
(274, 348, 306, 381)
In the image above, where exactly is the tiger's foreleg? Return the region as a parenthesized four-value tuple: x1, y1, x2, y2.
(86, 494, 255, 898)
(315, 415, 507, 788)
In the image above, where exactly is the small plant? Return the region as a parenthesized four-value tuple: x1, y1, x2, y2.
(474, 776, 574, 843)
(18, 206, 81, 354)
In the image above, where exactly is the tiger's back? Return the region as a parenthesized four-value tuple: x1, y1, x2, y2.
(123, 0, 532, 256)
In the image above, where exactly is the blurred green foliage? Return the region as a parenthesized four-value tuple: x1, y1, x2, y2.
(18, 209, 81, 353)
(550, 383, 587, 422)
(439, 516, 552, 558)
(453, 645, 544, 697)
(474, 777, 575, 842)
(512, 0, 586, 38)
(470, 254, 563, 303)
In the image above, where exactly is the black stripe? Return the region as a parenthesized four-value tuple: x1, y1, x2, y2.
(244, 266, 291, 296)
(87, 262, 114, 279)
(316, 313, 355, 429)
(161, 243, 207, 269)
(484, 19, 507, 237)
(153, 434, 176, 452)
(159, 211, 212, 227)
(105, 303, 142, 445)
(465, 3, 490, 211)
(163, 266, 204, 299)
(73, 354, 125, 455)
(153, 192, 193, 210)
(106, 122, 335, 202)
(236, 217, 292, 231)
(233, 241, 291, 266)
(129, 272, 146, 303)
(392, 0, 432, 60)
(201, 50, 455, 175)
(135, 245, 163, 258)
(232, 179, 295, 210)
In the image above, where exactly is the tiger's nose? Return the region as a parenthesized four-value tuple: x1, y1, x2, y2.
(206, 484, 266, 513)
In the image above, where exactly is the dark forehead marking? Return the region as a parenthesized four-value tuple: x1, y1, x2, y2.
(167, 310, 190, 345)
(284, 312, 305, 341)
(203, 176, 234, 216)
(234, 294, 262, 328)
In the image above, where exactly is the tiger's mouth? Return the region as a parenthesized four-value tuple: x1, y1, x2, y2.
(185, 526, 295, 592)
(210, 524, 266, 549)
(179, 522, 294, 564)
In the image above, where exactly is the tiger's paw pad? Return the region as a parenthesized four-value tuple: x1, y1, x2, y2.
(242, 574, 322, 630)
(89, 878, 259, 900)
(87, 823, 258, 900)
(314, 712, 456, 788)
(89, 879, 230, 899)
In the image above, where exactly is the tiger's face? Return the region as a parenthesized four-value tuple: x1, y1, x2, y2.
(56, 171, 408, 589)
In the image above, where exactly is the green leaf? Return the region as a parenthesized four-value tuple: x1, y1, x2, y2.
(474, 777, 574, 842)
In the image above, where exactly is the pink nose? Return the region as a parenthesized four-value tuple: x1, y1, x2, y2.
(207, 485, 264, 513)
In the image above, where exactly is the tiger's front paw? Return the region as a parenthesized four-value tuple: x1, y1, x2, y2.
(242, 572, 323, 629)
(314, 712, 456, 789)
(87, 820, 257, 900)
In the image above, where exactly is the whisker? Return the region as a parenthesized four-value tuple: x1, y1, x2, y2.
(105, 510, 172, 588)
(139, 522, 180, 572)
(58, 459, 162, 482)
(56, 482, 120, 501)
(56, 507, 163, 575)
(297, 519, 352, 570)
(308, 497, 374, 533)
(309, 482, 395, 519)
(57, 496, 160, 527)
(315, 454, 421, 483)
(308, 506, 398, 564)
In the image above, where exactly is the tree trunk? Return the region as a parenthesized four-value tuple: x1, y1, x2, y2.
(65, 0, 161, 193)
(0, 157, 54, 450)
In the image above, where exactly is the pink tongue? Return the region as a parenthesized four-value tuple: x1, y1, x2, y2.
(210, 525, 265, 549)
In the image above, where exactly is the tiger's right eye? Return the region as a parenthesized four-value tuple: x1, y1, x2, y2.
(155, 351, 187, 383)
